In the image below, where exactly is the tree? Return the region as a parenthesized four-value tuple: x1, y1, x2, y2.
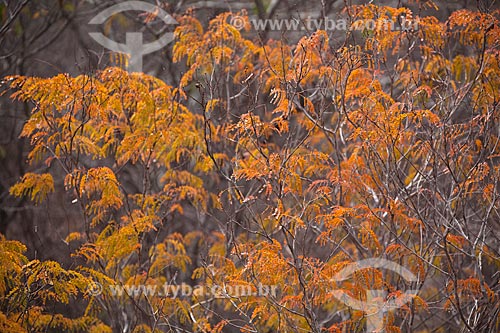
(1, 2, 499, 332)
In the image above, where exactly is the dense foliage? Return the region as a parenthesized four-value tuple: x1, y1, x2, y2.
(1, 3, 500, 332)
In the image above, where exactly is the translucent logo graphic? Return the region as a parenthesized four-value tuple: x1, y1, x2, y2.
(88, 1, 177, 72)
(331, 258, 419, 333)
